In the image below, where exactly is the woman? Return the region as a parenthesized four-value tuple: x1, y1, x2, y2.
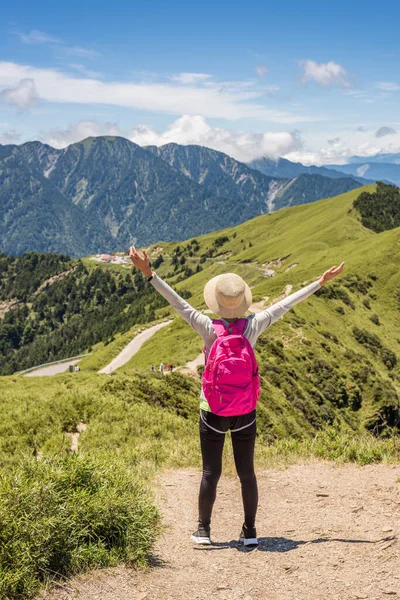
(129, 245, 344, 546)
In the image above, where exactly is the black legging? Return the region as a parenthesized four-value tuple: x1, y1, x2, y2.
(198, 410, 258, 528)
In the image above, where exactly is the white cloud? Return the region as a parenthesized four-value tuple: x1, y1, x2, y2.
(376, 81, 400, 92)
(0, 129, 22, 144)
(68, 64, 102, 78)
(45, 120, 122, 148)
(64, 46, 101, 58)
(285, 129, 400, 166)
(0, 61, 315, 123)
(16, 31, 101, 59)
(255, 65, 268, 78)
(17, 115, 400, 167)
(299, 60, 349, 87)
(170, 73, 212, 84)
(18, 30, 62, 44)
(375, 126, 397, 138)
(129, 115, 302, 162)
(1, 78, 38, 108)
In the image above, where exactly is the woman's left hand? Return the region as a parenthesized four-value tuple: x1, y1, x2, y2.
(318, 262, 345, 285)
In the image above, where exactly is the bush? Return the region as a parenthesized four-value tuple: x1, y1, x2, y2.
(352, 326, 382, 350)
(342, 275, 373, 295)
(152, 255, 164, 269)
(362, 297, 371, 309)
(315, 284, 355, 309)
(381, 347, 398, 370)
(0, 455, 160, 599)
(213, 236, 229, 248)
(353, 182, 400, 233)
(370, 313, 380, 326)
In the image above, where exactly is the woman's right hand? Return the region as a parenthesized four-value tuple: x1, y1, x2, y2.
(129, 246, 152, 277)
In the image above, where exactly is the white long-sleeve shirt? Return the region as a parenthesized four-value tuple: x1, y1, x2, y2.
(150, 273, 321, 410)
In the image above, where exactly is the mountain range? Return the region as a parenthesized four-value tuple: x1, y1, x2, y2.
(326, 160, 400, 186)
(248, 155, 370, 183)
(0, 137, 366, 256)
(249, 153, 400, 187)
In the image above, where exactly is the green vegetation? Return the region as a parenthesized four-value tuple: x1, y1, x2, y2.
(0, 256, 168, 375)
(353, 181, 400, 232)
(2, 182, 400, 595)
(274, 173, 360, 208)
(0, 454, 159, 599)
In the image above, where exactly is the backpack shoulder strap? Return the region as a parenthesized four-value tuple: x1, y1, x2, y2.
(212, 318, 248, 337)
(234, 318, 248, 335)
(211, 319, 227, 338)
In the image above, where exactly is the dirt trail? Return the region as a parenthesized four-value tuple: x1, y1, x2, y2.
(42, 462, 400, 600)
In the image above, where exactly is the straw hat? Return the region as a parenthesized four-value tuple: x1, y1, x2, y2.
(203, 273, 252, 319)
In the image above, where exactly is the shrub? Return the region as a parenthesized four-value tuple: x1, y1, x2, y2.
(213, 236, 229, 248)
(352, 326, 382, 350)
(320, 330, 339, 344)
(315, 284, 355, 309)
(380, 347, 397, 370)
(289, 311, 306, 328)
(370, 313, 380, 326)
(342, 275, 373, 295)
(152, 255, 164, 269)
(0, 455, 160, 599)
(362, 298, 371, 309)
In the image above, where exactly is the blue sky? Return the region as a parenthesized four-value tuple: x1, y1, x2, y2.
(1, 0, 400, 164)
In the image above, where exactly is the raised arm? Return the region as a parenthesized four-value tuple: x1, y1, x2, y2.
(129, 246, 214, 341)
(246, 262, 345, 343)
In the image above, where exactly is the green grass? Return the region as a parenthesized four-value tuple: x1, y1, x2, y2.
(0, 454, 159, 600)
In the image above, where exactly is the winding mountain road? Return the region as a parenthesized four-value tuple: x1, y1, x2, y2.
(98, 320, 173, 374)
(24, 359, 82, 377)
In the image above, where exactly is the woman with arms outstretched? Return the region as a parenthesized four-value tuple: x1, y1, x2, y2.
(129, 246, 344, 546)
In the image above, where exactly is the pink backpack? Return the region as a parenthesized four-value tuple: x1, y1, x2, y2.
(202, 319, 261, 416)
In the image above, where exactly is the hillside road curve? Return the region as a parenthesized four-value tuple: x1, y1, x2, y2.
(98, 320, 173, 375)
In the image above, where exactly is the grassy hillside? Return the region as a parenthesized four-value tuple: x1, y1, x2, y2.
(0, 254, 169, 375)
(2, 183, 400, 597)
(128, 184, 400, 438)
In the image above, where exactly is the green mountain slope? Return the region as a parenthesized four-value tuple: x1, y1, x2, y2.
(3, 183, 400, 439)
(128, 184, 400, 437)
(146, 142, 283, 210)
(147, 142, 361, 211)
(274, 173, 361, 208)
(0, 146, 87, 256)
(18, 137, 212, 248)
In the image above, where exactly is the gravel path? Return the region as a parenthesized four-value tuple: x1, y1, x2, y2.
(41, 462, 400, 600)
(98, 321, 172, 374)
